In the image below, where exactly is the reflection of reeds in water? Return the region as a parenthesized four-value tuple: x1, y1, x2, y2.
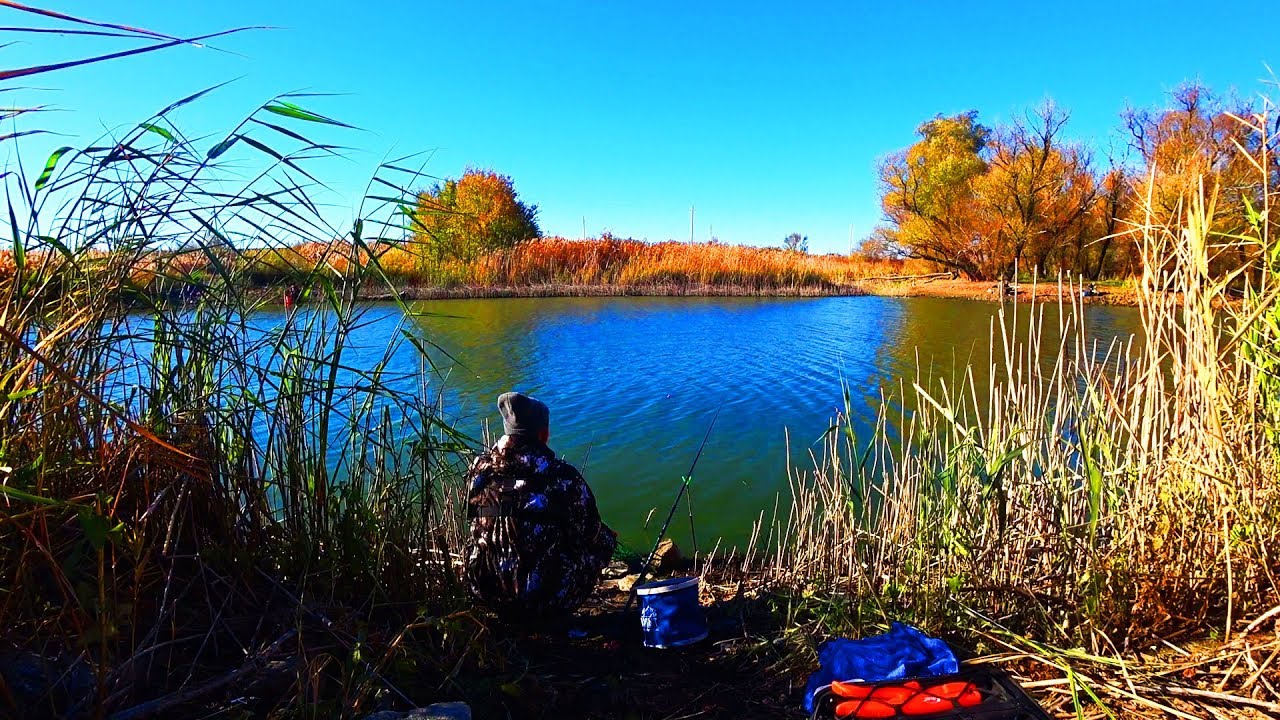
(0, 93, 476, 714)
(757, 104, 1280, 714)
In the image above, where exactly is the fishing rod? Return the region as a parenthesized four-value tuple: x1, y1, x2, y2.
(623, 403, 723, 613)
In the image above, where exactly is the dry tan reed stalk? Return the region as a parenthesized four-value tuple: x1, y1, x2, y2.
(755, 101, 1280, 717)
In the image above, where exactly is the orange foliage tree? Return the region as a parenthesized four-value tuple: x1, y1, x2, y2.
(874, 89, 1267, 282)
(879, 107, 1109, 281)
(1079, 165, 1140, 280)
(878, 111, 994, 279)
(980, 102, 1096, 278)
(412, 168, 540, 263)
(1124, 84, 1265, 275)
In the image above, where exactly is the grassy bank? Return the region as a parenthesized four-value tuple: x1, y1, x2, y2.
(186, 238, 1150, 305)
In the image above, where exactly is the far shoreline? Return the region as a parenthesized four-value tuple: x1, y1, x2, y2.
(299, 277, 1140, 306)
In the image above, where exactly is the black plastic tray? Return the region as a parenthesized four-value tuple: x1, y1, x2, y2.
(810, 666, 1052, 720)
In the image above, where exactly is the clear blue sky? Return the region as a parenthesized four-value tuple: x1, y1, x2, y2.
(4, 1, 1275, 254)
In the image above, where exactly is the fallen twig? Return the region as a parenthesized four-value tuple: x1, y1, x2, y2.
(107, 629, 296, 720)
(1137, 684, 1280, 714)
(1243, 605, 1280, 635)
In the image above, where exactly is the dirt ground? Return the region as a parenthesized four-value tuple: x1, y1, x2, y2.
(437, 574, 1280, 720)
(141, 567, 1274, 720)
(448, 576, 810, 719)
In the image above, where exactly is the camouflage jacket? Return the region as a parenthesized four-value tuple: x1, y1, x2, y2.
(464, 435, 617, 619)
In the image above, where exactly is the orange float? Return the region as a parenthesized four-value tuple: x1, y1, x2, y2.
(827, 679, 982, 717)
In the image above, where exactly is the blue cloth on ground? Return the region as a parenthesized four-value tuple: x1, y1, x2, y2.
(802, 622, 959, 713)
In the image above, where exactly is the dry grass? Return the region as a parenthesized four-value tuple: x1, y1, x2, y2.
(381, 236, 927, 291)
(0, 236, 930, 300)
(753, 100, 1280, 717)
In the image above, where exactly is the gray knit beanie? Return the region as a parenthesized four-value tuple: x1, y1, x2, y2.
(497, 391, 549, 438)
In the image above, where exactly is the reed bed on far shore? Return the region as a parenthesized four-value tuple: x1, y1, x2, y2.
(754, 102, 1280, 717)
(0, 235, 927, 302)
(378, 236, 914, 291)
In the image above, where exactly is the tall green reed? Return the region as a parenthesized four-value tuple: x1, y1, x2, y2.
(1, 80, 474, 714)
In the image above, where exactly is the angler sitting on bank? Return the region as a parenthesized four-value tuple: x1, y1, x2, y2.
(464, 392, 617, 620)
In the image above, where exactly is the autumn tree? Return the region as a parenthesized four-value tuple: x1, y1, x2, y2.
(1124, 84, 1259, 273)
(856, 226, 906, 261)
(1079, 164, 1139, 279)
(1126, 85, 1254, 224)
(878, 111, 994, 279)
(980, 102, 1096, 278)
(874, 87, 1269, 282)
(783, 232, 809, 253)
(413, 168, 540, 262)
(878, 107, 1127, 280)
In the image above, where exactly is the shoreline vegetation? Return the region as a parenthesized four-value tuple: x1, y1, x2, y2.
(317, 276, 1139, 304)
(1, 9, 1278, 719)
(103, 236, 1143, 307)
(3, 240, 1145, 306)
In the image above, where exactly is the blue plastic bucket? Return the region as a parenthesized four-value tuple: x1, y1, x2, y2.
(636, 576, 707, 649)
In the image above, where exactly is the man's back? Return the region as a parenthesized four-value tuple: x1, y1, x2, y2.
(464, 434, 617, 619)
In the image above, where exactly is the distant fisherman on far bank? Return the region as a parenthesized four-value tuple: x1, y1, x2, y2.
(464, 392, 617, 621)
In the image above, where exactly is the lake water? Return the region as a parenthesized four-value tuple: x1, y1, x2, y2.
(398, 296, 1143, 552)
